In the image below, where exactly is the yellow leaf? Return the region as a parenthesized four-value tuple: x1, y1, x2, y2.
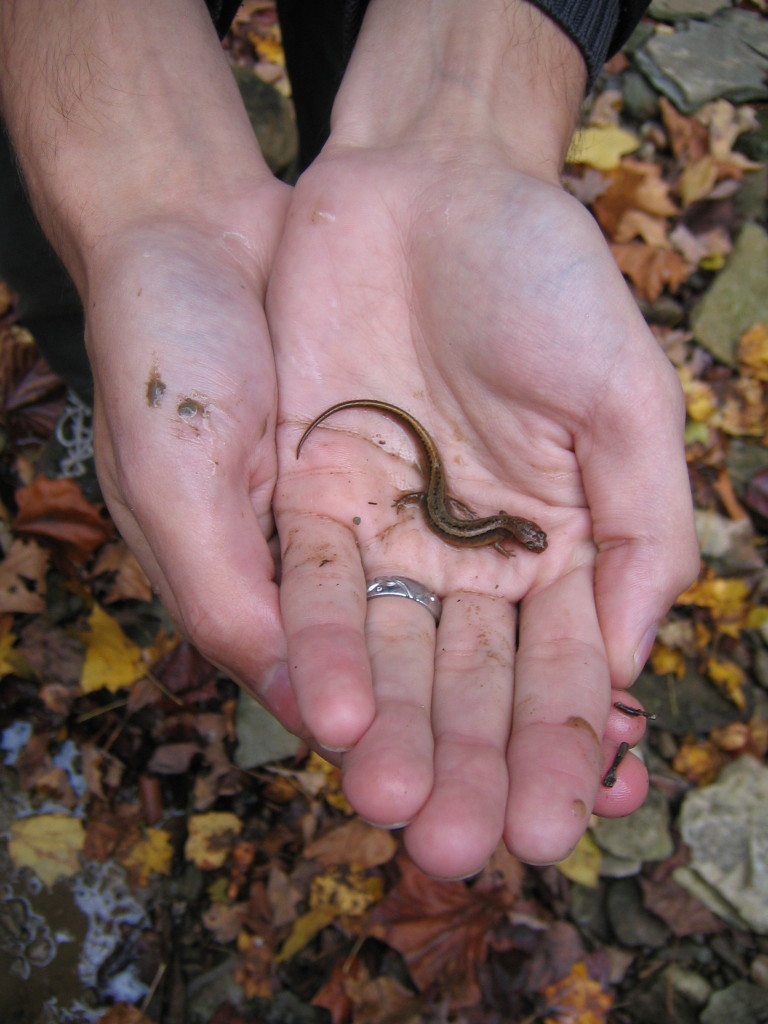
(678, 155, 719, 206)
(120, 828, 174, 886)
(9, 813, 85, 887)
(309, 865, 384, 916)
(707, 657, 747, 710)
(184, 812, 242, 870)
(567, 125, 640, 170)
(672, 737, 726, 785)
(677, 365, 718, 423)
(276, 905, 338, 962)
(557, 831, 602, 888)
(676, 576, 752, 637)
(75, 604, 146, 694)
(650, 642, 686, 680)
(739, 323, 768, 383)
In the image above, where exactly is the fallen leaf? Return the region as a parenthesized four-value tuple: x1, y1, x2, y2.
(672, 737, 727, 785)
(678, 155, 719, 207)
(557, 831, 602, 888)
(0, 325, 66, 442)
(367, 854, 513, 1007)
(0, 538, 48, 612)
(706, 656, 747, 710)
(540, 962, 613, 1024)
(278, 865, 384, 962)
(649, 642, 686, 680)
(73, 603, 147, 694)
(611, 242, 690, 302)
(659, 96, 709, 163)
(13, 477, 113, 560)
(8, 813, 85, 887)
(91, 540, 154, 603)
(304, 818, 397, 869)
(567, 125, 640, 170)
(738, 323, 768, 383)
(119, 827, 174, 886)
(185, 811, 242, 870)
(676, 575, 752, 638)
(593, 160, 679, 239)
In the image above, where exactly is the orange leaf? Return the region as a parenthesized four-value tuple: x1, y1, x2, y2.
(611, 242, 690, 301)
(593, 159, 678, 239)
(541, 962, 613, 1024)
(13, 477, 113, 559)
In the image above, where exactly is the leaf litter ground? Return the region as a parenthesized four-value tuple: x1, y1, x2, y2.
(1, 5, 768, 1023)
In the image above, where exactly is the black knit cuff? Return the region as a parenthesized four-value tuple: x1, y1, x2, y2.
(527, 0, 649, 87)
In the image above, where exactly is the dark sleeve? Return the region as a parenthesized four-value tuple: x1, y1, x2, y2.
(204, 0, 244, 38)
(527, 0, 651, 85)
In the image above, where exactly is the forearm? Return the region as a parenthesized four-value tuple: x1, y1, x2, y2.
(0, 0, 270, 292)
(329, 0, 587, 182)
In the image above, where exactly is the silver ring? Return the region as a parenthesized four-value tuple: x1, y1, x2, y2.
(366, 576, 442, 624)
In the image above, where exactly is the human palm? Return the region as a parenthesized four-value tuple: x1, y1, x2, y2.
(83, 194, 306, 732)
(270, 144, 697, 877)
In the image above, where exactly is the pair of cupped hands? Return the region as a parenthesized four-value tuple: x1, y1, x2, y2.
(84, 141, 698, 880)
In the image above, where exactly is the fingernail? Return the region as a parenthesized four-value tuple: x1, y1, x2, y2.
(633, 624, 658, 675)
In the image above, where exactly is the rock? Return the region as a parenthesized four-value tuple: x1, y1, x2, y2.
(632, 666, 746, 735)
(606, 877, 671, 948)
(701, 980, 768, 1023)
(678, 757, 768, 933)
(649, 0, 732, 21)
(593, 786, 674, 865)
(234, 692, 302, 768)
(690, 222, 768, 365)
(634, 10, 768, 113)
(621, 69, 660, 121)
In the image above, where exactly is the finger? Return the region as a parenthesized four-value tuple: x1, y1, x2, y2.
(504, 564, 608, 865)
(593, 741, 649, 817)
(403, 592, 515, 879)
(580, 353, 699, 689)
(97, 430, 304, 723)
(279, 513, 376, 751)
(341, 592, 436, 826)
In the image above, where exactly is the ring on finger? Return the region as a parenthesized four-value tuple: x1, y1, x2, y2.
(366, 575, 442, 625)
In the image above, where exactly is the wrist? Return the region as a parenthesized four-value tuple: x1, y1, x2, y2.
(0, 0, 274, 292)
(328, 0, 586, 182)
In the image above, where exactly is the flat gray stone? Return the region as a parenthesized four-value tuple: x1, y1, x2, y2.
(649, 0, 732, 21)
(701, 980, 768, 1024)
(234, 692, 302, 768)
(594, 786, 674, 865)
(690, 222, 768, 366)
(632, 666, 746, 735)
(634, 10, 768, 113)
(678, 756, 768, 933)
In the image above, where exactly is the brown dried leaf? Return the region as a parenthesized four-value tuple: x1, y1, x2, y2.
(611, 242, 690, 301)
(593, 159, 678, 239)
(304, 818, 397, 869)
(14, 477, 113, 560)
(92, 539, 153, 603)
(0, 538, 48, 612)
(367, 854, 512, 1006)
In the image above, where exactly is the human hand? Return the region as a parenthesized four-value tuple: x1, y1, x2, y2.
(268, 0, 698, 878)
(0, 0, 304, 729)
